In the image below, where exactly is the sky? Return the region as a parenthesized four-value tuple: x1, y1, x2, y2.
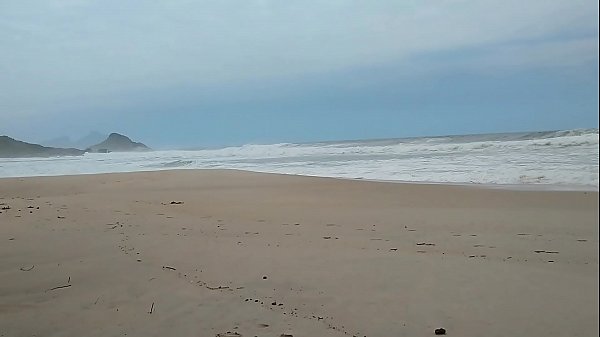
(0, 0, 598, 148)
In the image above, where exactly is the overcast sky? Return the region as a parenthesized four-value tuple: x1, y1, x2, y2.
(1, 0, 598, 148)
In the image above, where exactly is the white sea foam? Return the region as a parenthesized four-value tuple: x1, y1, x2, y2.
(1, 129, 598, 189)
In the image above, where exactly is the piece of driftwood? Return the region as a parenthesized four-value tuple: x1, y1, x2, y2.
(45, 284, 72, 292)
(206, 285, 230, 290)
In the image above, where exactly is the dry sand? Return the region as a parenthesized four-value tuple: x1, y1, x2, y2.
(0, 169, 597, 337)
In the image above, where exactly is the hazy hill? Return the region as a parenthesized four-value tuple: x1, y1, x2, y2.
(0, 136, 85, 158)
(42, 136, 73, 149)
(43, 131, 107, 149)
(86, 133, 150, 153)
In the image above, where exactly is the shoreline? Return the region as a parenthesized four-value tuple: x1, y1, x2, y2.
(1, 167, 598, 192)
(1, 169, 597, 336)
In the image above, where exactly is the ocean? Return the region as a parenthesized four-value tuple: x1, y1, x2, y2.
(1, 129, 598, 189)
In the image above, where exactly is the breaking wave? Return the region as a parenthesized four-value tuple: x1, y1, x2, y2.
(1, 128, 598, 188)
(150, 159, 193, 168)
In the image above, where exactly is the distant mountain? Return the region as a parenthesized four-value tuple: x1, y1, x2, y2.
(86, 133, 150, 153)
(0, 136, 85, 158)
(43, 131, 107, 150)
(76, 131, 107, 149)
(43, 136, 74, 149)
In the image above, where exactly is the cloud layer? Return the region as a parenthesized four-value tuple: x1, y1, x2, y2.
(0, 0, 597, 145)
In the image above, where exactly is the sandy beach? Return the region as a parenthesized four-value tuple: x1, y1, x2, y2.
(0, 169, 597, 337)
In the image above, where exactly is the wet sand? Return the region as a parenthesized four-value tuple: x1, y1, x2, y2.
(0, 169, 597, 337)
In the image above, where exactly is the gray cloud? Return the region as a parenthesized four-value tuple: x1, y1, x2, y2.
(0, 0, 597, 118)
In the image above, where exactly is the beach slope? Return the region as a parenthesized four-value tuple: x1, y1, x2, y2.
(0, 170, 597, 337)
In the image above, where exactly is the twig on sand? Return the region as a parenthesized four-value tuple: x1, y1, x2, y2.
(19, 265, 35, 271)
(45, 284, 72, 292)
(148, 302, 155, 314)
(206, 285, 230, 290)
(162, 266, 176, 271)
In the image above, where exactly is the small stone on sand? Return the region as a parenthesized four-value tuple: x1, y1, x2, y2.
(435, 327, 446, 335)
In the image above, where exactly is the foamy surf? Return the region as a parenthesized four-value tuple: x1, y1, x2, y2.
(0, 129, 597, 189)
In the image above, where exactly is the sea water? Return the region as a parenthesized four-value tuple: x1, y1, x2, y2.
(1, 129, 598, 189)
